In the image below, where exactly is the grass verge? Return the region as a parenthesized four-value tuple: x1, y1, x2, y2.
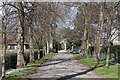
(73, 54, 119, 80)
(2, 52, 54, 79)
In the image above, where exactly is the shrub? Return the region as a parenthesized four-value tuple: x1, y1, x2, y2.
(5, 53, 17, 69)
(5, 51, 42, 70)
(53, 49, 56, 53)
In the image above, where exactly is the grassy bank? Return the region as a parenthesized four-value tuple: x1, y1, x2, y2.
(73, 54, 119, 80)
(3, 52, 54, 79)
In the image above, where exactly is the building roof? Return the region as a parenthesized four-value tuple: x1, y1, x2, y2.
(113, 41, 120, 46)
(8, 41, 28, 45)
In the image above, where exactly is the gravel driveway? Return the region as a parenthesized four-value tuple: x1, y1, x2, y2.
(24, 50, 108, 80)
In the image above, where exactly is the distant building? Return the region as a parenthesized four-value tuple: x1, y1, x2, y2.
(100, 28, 120, 46)
(7, 41, 29, 49)
(111, 29, 120, 46)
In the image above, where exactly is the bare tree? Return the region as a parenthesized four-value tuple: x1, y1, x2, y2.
(1, 3, 7, 78)
(16, 2, 26, 68)
(93, 3, 104, 62)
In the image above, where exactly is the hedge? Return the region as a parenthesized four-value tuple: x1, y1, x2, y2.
(5, 53, 17, 70)
(5, 51, 43, 70)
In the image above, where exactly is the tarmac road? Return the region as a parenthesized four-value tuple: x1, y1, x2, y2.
(24, 50, 108, 80)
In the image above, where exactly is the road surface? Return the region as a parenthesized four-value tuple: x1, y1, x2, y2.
(24, 50, 107, 80)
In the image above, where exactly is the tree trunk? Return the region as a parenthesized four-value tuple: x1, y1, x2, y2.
(1, 18, 6, 78)
(42, 46, 46, 58)
(47, 40, 49, 54)
(50, 33, 53, 51)
(29, 20, 34, 63)
(94, 3, 104, 62)
(1, 5, 7, 78)
(81, 17, 87, 57)
(64, 42, 67, 50)
(38, 49, 40, 60)
(29, 37, 34, 63)
(106, 14, 112, 67)
(44, 46, 47, 56)
(86, 29, 89, 59)
(1, 18, 6, 79)
(106, 41, 110, 67)
(16, 2, 26, 68)
(93, 35, 98, 61)
(72, 46, 74, 51)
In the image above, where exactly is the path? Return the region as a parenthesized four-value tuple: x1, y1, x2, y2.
(24, 50, 107, 80)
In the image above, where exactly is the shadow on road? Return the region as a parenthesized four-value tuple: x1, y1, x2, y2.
(38, 57, 75, 67)
(57, 63, 108, 80)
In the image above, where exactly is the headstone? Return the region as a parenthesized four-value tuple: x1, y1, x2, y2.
(0, 52, 2, 77)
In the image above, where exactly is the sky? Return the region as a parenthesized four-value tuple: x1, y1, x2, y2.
(0, 2, 78, 29)
(57, 6, 78, 28)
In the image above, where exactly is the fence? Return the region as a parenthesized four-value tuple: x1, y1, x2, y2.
(88, 51, 107, 59)
(88, 51, 116, 61)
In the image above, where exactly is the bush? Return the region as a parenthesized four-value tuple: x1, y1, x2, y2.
(5, 53, 17, 69)
(52, 49, 56, 53)
(5, 51, 43, 70)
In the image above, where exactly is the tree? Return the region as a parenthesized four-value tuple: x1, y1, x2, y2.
(16, 2, 26, 68)
(1, 3, 7, 78)
(104, 2, 119, 67)
(27, 3, 36, 63)
(74, 3, 96, 59)
(28, 16, 35, 63)
(93, 3, 104, 62)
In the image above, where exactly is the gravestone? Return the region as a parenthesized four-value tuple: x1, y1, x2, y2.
(0, 52, 2, 77)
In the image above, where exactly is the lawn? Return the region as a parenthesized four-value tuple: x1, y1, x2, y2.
(2, 52, 54, 79)
(73, 54, 119, 80)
